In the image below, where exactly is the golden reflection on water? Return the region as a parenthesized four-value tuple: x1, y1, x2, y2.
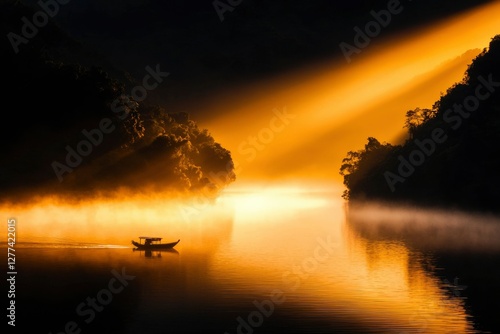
(2, 188, 481, 332)
(343, 229, 473, 333)
(212, 189, 477, 332)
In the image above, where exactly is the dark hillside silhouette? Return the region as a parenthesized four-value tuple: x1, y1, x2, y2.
(340, 34, 500, 214)
(0, 2, 235, 201)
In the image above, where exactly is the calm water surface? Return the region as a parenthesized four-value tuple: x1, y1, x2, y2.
(5, 190, 500, 333)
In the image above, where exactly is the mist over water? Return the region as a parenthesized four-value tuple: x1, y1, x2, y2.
(0, 192, 234, 249)
(8, 189, 498, 333)
(347, 200, 500, 252)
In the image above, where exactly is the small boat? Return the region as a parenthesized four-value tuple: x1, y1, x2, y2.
(131, 237, 180, 250)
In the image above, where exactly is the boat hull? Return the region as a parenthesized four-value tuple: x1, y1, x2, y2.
(131, 239, 180, 249)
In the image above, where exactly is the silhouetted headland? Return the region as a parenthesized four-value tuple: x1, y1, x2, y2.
(340, 34, 500, 214)
(0, 2, 235, 203)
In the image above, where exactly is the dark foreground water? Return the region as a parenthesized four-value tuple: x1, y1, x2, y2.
(4, 191, 500, 333)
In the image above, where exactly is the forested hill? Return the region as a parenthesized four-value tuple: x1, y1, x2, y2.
(0, 1, 235, 201)
(340, 34, 500, 214)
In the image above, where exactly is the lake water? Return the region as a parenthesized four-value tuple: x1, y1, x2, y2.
(4, 189, 500, 333)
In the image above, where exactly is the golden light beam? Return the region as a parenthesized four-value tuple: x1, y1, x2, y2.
(196, 1, 500, 184)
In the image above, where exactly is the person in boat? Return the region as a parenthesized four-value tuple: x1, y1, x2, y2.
(145, 239, 152, 247)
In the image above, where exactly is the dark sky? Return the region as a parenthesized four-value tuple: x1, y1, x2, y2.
(17, 0, 493, 114)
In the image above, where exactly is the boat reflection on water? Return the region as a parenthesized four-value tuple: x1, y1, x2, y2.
(133, 248, 180, 258)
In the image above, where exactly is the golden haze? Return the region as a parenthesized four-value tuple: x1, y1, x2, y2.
(196, 1, 500, 186)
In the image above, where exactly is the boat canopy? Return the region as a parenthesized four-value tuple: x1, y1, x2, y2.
(139, 237, 162, 241)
